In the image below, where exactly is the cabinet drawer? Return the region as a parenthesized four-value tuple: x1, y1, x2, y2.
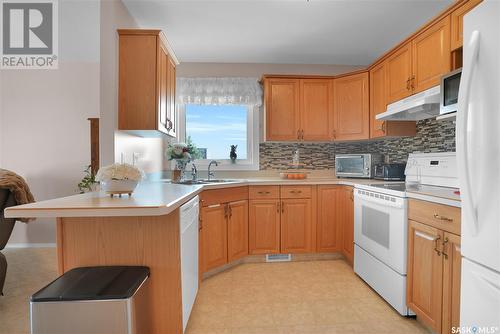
(408, 199, 461, 235)
(280, 186, 313, 199)
(249, 186, 279, 199)
(200, 186, 248, 207)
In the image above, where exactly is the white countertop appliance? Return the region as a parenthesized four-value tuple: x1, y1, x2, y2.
(458, 1, 500, 329)
(353, 152, 458, 316)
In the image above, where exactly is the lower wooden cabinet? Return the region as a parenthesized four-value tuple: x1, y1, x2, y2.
(281, 199, 313, 253)
(200, 200, 249, 273)
(227, 200, 249, 262)
(340, 187, 355, 264)
(200, 204, 228, 273)
(407, 218, 462, 334)
(316, 186, 342, 252)
(249, 200, 281, 255)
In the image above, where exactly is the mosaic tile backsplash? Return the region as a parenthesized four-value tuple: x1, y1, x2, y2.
(259, 119, 456, 170)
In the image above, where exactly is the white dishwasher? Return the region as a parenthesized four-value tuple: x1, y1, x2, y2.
(180, 195, 199, 332)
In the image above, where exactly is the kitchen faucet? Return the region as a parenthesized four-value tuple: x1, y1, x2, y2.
(191, 162, 198, 181)
(207, 160, 219, 181)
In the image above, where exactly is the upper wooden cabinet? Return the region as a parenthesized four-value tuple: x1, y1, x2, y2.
(386, 42, 413, 104)
(369, 62, 416, 138)
(264, 78, 301, 141)
(333, 72, 370, 141)
(264, 77, 333, 141)
(412, 16, 451, 93)
(451, 0, 483, 51)
(118, 29, 178, 137)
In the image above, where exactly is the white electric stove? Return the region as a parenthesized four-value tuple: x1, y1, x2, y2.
(353, 152, 458, 316)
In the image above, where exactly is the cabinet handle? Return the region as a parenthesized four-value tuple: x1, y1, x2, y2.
(228, 205, 232, 219)
(406, 77, 411, 90)
(281, 201, 284, 213)
(166, 119, 173, 131)
(290, 190, 302, 194)
(224, 204, 228, 218)
(257, 191, 270, 195)
(277, 201, 280, 213)
(301, 129, 304, 140)
(411, 75, 415, 90)
(442, 237, 449, 259)
(199, 216, 202, 231)
(433, 213, 453, 222)
(434, 235, 442, 256)
(381, 121, 386, 133)
(332, 129, 336, 140)
(297, 130, 300, 140)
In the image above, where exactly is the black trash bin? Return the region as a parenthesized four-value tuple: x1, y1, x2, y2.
(30, 266, 150, 334)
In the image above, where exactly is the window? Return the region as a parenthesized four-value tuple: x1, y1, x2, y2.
(179, 104, 259, 170)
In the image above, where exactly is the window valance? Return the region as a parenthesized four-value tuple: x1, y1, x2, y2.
(177, 77, 263, 106)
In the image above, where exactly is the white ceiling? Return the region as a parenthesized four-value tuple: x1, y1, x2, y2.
(123, 0, 453, 66)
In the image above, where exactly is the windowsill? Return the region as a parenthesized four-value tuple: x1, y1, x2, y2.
(172, 160, 259, 171)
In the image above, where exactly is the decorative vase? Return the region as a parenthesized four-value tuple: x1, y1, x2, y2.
(100, 179, 139, 196)
(172, 159, 189, 182)
(230, 145, 237, 163)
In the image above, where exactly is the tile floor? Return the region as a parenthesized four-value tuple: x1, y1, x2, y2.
(186, 260, 431, 334)
(0, 248, 430, 334)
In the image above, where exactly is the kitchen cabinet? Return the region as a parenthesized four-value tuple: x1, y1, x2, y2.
(249, 200, 281, 255)
(264, 78, 300, 141)
(200, 204, 228, 273)
(227, 200, 249, 262)
(300, 79, 334, 141)
(118, 30, 178, 137)
(412, 16, 451, 93)
(441, 232, 462, 334)
(407, 199, 462, 333)
(333, 72, 370, 141)
(451, 0, 483, 51)
(369, 62, 416, 139)
(316, 186, 342, 252)
(407, 220, 444, 331)
(264, 77, 334, 141)
(340, 187, 354, 264)
(281, 198, 313, 253)
(386, 43, 413, 104)
(199, 187, 249, 273)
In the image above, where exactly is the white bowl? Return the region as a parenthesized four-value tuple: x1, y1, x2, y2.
(100, 180, 139, 194)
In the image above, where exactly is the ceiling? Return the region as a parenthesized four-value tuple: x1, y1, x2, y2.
(123, 0, 453, 66)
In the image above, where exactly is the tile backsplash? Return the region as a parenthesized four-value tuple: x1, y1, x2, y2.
(259, 119, 455, 170)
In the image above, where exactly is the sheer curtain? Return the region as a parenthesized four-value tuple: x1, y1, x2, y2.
(177, 77, 263, 106)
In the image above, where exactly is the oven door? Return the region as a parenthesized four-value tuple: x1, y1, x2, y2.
(354, 188, 408, 274)
(335, 155, 368, 178)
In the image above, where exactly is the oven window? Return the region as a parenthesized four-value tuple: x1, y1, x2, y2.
(336, 157, 364, 174)
(362, 206, 390, 249)
(443, 73, 460, 106)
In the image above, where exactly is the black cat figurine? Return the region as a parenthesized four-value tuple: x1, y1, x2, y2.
(230, 145, 237, 162)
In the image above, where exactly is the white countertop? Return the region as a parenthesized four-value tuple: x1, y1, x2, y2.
(4, 177, 460, 218)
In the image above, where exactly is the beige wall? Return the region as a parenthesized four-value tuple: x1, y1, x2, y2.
(177, 62, 364, 78)
(1, 0, 101, 245)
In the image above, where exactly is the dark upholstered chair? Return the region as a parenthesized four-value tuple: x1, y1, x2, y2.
(0, 189, 16, 295)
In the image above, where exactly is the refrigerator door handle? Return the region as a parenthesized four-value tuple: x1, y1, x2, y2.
(457, 30, 480, 236)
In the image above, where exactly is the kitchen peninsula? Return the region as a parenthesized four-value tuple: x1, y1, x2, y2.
(4, 178, 460, 334)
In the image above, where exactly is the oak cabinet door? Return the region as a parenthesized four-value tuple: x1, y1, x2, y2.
(165, 54, 177, 137)
(442, 232, 462, 334)
(407, 220, 444, 332)
(370, 62, 416, 139)
(265, 78, 300, 141)
(281, 199, 313, 253)
(317, 186, 342, 252)
(451, 0, 482, 51)
(340, 187, 354, 264)
(333, 72, 370, 141)
(386, 43, 413, 104)
(412, 16, 451, 94)
(300, 79, 334, 141)
(200, 204, 228, 273)
(249, 200, 281, 255)
(227, 200, 249, 262)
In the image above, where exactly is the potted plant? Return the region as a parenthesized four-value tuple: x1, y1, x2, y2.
(166, 137, 200, 182)
(95, 163, 145, 197)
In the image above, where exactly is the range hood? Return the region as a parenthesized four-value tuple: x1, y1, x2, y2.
(376, 85, 440, 121)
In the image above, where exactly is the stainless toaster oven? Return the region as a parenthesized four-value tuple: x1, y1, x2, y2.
(335, 154, 383, 179)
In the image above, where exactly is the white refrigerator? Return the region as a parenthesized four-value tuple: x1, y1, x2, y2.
(457, 0, 500, 330)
